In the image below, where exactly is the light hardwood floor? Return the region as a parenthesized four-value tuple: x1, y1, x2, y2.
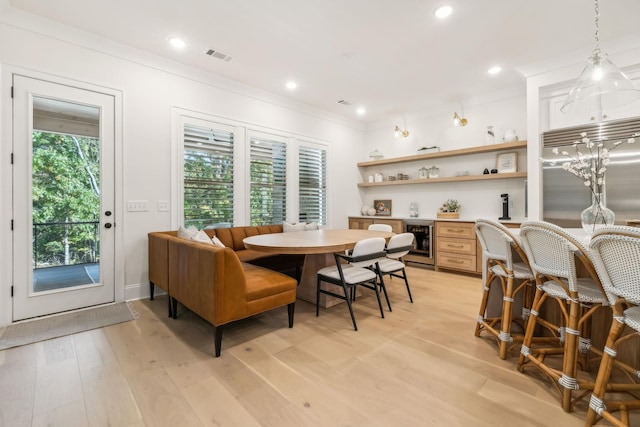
(0, 267, 625, 426)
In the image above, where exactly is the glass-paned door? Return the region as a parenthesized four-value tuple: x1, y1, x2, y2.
(12, 75, 115, 321)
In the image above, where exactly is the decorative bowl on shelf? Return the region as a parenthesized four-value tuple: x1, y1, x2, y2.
(417, 146, 440, 154)
(367, 208, 377, 216)
(369, 149, 384, 160)
(361, 205, 370, 215)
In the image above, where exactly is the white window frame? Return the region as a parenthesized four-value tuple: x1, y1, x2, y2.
(171, 108, 331, 228)
(172, 109, 244, 228)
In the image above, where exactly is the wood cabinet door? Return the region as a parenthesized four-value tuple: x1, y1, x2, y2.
(348, 217, 373, 229)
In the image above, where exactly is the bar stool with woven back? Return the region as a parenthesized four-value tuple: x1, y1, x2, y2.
(517, 220, 610, 412)
(474, 219, 537, 359)
(585, 225, 640, 427)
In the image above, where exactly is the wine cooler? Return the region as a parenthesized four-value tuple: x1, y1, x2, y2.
(403, 220, 435, 266)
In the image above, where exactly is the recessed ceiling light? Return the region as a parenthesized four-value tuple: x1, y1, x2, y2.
(286, 81, 297, 90)
(169, 37, 186, 49)
(488, 66, 502, 75)
(356, 107, 366, 116)
(434, 5, 453, 19)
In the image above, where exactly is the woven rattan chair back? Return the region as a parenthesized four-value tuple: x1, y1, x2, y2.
(475, 219, 517, 272)
(519, 221, 583, 293)
(590, 226, 640, 306)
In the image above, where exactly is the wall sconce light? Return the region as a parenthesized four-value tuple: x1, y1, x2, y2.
(394, 125, 409, 138)
(453, 112, 468, 127)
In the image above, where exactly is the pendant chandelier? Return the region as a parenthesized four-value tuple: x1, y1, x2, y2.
(560, 0, 640, 115)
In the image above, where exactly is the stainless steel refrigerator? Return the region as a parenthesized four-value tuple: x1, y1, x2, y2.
(542, 117, 640, 227)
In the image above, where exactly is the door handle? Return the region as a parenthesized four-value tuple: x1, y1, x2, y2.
(104, 223, 112, 229)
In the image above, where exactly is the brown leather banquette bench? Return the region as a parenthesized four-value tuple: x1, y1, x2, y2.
(148, 225, 303, 356)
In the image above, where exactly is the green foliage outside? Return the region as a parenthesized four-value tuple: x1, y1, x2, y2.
(32, 131, 100, 267)
(250, 159, 286, 226)
(183, 149, 234, 229)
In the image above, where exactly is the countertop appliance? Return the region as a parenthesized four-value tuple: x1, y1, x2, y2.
(542, 117, 640, 227)
(499, 193, 511, 220)
(403, 219, 434, 266)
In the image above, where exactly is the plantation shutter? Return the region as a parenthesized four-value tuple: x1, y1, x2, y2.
(299, 144, 327, 225)
(183, 124, 234, 228)
(250, 136, 287, 226)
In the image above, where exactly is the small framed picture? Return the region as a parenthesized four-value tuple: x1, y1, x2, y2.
(497, 152, 517, 173)
(373, 199, 392, 216)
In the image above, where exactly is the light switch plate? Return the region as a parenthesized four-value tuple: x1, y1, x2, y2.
(158, 200, 170, 212)
(127, 200, 148, 212)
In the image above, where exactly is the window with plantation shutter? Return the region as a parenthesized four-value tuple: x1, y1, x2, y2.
(183, 124, 234, 228)
(299, 144, 327, 225)
(250, 136, 287, 226)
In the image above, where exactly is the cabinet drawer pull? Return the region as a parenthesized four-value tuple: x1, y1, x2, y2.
(447, 244, 464, 249)
(446, 258, 464, 264)
(447, 229, 465, 233)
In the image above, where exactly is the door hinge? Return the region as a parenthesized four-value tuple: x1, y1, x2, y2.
(10, 86, 13, 98)
(11, 219, 13, 230)
(11, 286, 14, 297)
(11, 152, 13, 164)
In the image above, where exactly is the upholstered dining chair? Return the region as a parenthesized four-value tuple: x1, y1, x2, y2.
(585, 226, 640, 427)
(517, 220, 609, 412)
(368, 223, 393, 232)
(345, 223, 393, 256)
(316, 237, 387, 331)
(474, 219, 536, 359)
(376, 232, 415, 304)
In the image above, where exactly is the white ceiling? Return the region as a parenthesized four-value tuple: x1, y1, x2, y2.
(7, 0, 640, 122)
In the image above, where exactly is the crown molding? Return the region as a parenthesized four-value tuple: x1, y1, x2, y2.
(0, 6, 365, 132)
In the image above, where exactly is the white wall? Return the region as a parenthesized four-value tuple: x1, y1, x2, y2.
(360, 94, 528, 221)
(0, 11, 365, 322)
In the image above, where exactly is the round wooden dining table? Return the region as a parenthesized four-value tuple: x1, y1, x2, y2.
(243, 228, 394, 307)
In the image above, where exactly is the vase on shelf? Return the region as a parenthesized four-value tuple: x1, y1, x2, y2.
(485, 126, 495, 145)
(581, 193, 615, 235)
(409, 202, 419, 217)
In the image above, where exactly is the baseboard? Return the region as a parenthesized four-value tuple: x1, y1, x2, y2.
(124, 282, 166, 301)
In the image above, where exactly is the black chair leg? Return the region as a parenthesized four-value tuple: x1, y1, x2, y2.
(149, 281, 155, 300)
(213, 325, 223, 357)
(288, 302, 295, 327)
(377, 272, 392, 312)
(167, 296, 173, 318)
(343, 283, 358, 331)
(372, 279, 385, 319)
(402, 268, 414, 303)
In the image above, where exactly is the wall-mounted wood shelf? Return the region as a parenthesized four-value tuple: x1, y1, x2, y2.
(358, 140, 527, 168)
(357, 171, 527, 187)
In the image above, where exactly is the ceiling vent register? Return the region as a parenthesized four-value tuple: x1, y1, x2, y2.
(205, 49, 233, 62)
